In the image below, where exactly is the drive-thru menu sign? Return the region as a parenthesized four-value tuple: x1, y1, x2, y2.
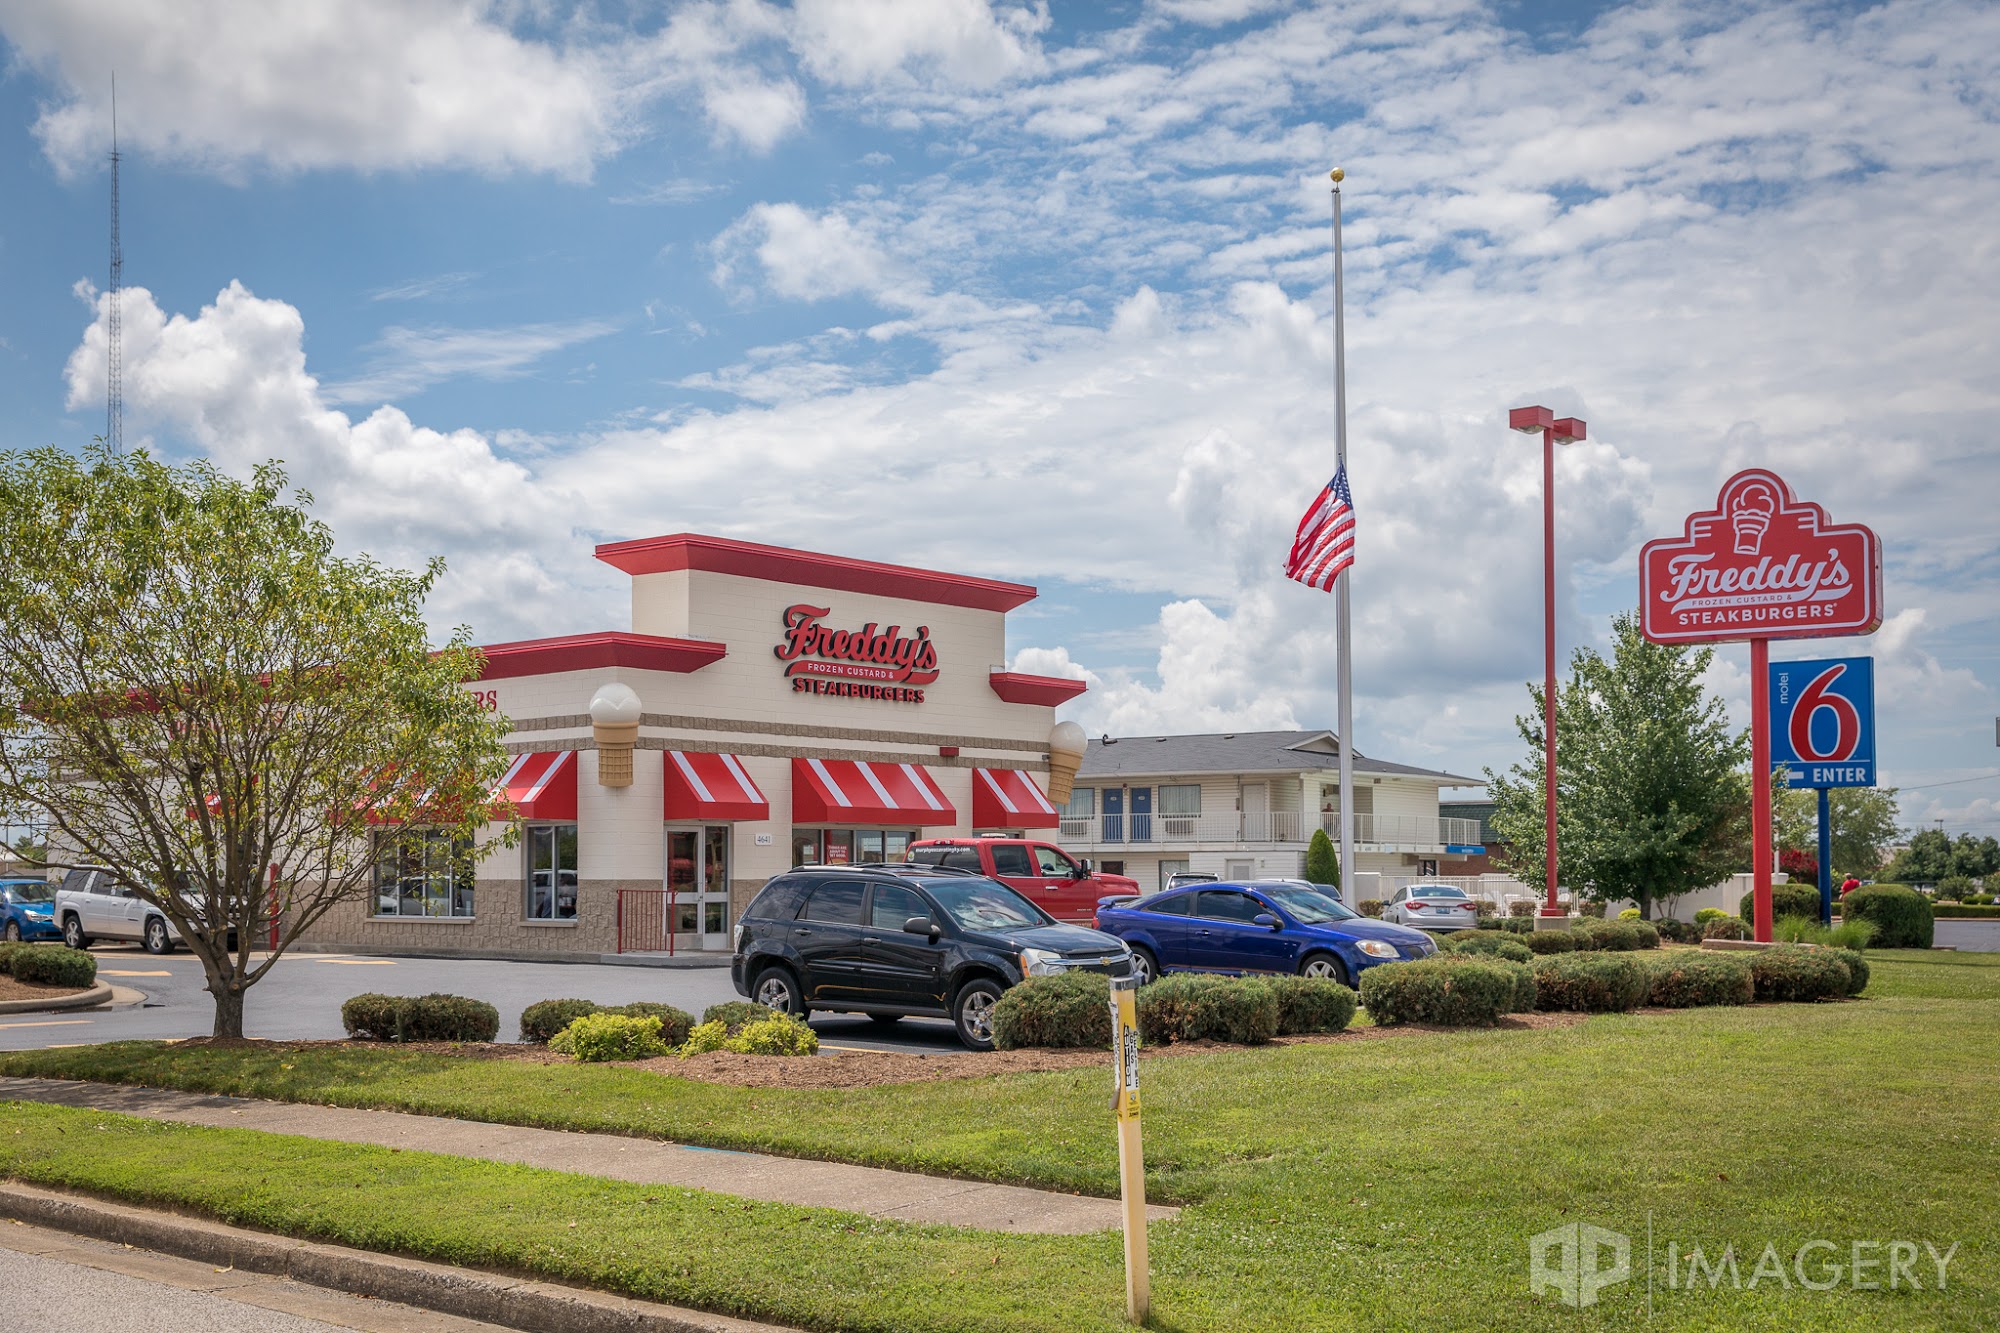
(1639, 468, 1881, 643)
(1639, 468, 1883, 944)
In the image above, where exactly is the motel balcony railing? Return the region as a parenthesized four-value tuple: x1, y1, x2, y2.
(1056, 812, 1483, 851)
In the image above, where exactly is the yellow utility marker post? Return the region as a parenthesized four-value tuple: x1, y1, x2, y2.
(1108, 973, 1149, 1323)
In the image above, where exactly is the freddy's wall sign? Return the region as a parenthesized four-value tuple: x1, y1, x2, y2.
(773, 604, 939, 704)
(1639, 469, 1882, 644)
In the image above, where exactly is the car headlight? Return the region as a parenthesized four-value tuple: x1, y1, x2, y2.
(1020, 947, 1064, 976)
(1357, 939, 1400, 958)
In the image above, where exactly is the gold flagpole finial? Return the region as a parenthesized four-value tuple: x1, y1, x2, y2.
(1329, 167, 1344, 183)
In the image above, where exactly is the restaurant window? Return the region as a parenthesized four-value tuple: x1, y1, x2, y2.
(373, 830, 474, 919)
(525, 824, 578, 921)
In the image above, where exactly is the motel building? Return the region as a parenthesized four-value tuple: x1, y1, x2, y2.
(297, 534, 1086, 959)
(1056, 731, 1483, 897)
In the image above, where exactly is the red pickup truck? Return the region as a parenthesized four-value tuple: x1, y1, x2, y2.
(906, 837, 1141, 923)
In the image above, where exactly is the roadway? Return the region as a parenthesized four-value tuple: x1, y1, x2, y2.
(0, 944, 973, 1056)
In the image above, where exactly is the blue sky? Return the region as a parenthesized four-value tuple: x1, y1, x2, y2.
(1, 0, 1996, 834)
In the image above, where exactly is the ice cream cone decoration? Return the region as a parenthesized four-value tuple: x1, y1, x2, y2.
(1047, 720, 1087, 805)
(588, 683, 642, 787)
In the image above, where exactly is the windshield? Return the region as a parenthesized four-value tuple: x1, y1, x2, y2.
(2, 883, 53, 904)
(925, 879, 1050, 932)
(1260, 885, 1358, 924)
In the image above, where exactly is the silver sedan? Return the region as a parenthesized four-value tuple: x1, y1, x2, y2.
(1382, 883, 1482, 931)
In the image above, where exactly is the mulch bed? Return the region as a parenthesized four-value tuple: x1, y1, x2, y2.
(0, 976, 90, 1004)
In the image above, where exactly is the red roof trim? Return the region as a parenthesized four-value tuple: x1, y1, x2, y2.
(988, 671, 1088, 706)
(594, 533, 1038, 613)
(475, 632, 727, 681)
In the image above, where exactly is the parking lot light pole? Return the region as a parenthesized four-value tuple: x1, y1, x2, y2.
(1508, 405, 1587, 918)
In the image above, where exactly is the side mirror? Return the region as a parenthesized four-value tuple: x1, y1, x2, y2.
(904, 915, 941, 941)
(1254, 913, 1281, 930)
(1078, 858, 1093, 876)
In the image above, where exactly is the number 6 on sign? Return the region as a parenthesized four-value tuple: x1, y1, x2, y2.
(1769, 656, 1876, 789)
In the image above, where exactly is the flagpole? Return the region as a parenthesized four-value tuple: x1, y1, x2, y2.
(1330, 168, 1355, 913)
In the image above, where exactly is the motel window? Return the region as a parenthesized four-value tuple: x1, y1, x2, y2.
(373, 830, 474, 919)
(1160, 784, 1201, 836)
(1059, 787, 1093, 835)
(525, 824, 578, 921)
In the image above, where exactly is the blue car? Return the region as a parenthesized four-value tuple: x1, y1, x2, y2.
(0, 878, 61, 943)
(1094, 881, 1435, 987)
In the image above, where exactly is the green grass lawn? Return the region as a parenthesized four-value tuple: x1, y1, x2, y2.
(1, 949, 1993, 1331)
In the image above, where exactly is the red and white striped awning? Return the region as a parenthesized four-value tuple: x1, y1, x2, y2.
(493, 751, 577, 822)
(663, 751, 770, 822)
(971, 768, 1059, 830)
(791, 758, 958, 827)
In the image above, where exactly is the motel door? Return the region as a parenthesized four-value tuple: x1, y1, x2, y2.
(665, 826, 732, 951)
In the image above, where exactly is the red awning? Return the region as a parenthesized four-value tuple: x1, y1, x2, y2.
(664, 751, 770, 822)
(971, 768, 1059, 830)
(494, 750, 577, 822)
(791, 758, 957, 827)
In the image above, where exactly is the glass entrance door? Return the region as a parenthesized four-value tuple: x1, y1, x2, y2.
(665, 826, 732, 951)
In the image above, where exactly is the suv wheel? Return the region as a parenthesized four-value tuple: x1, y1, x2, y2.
(953, 977, 1004, 1051)
(143, 917, 174, 955)
(61, 916, 89, 951)
(751, 966, 806, 1017)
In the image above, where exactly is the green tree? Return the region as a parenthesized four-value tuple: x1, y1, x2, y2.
(1303, 827, 1339, 888)
(0, 447, 512, 1037)
(1487, 612, 1749, 919)
(1951, 832, 2000, 879)
(1766, 781, 1900, 878)
(1883, 828, 1953, 884)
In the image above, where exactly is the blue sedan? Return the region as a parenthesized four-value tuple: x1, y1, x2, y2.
(0, 879, 61, 943)
(1094, 881, 1435, 987)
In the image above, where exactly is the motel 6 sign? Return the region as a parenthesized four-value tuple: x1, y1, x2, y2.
(1639, 468, 1882, 644)
(1770, 657, 1876, 789)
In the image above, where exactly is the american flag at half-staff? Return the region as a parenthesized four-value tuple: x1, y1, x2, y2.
(1283, 463, 1355, 590)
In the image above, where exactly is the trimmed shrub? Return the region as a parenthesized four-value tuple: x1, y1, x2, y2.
(1618, 907, 1642, 920)
(1740, 881, 1820, 926)
(702, 1000, 780, 1032)
(729, 1015, 819, 1056)
(992, 972, 1113, 1050)
(1438, 952, 1536, 1013)
(1701, 916, 1751, 941)
(1936, 874, 1975, 901)
(1964, 893, 1994, 906)
(1260, 976, 1357, 1035)
(1574, 919, 1659, 952)
(678, 1013, 818, 1057)
(1842, 885, 1933, 949)
(1531, 953, 1650, 1012)
(1138, 973, 1279, 1045)
(1507, 899, 1537, 919)
(1749, 946, 1850, 1002)
(1494, 917, 1535, 935)
(1359, 958, 1517, 1027)
(551, 1012, 668, 1062)
(1573, 900, 1607, 919)
(1694, 907, 1729, 924)
(9, 943, 96, 988)
(520, 998, 600, 1044)
(1358, 899, 1384, 918)
(1524, 929, 1577, 955)
(1828, 947, 1870, 996)
(1644, 953, 1754, 1008)
(1448, 931, 1534, 964)
(1652, 917, 1700, 945)
(1934, 903, 2000, 919)
(341, 992, 499, 1043)
(608, 1002, 694, 1046)
(0, 941, 21, 975)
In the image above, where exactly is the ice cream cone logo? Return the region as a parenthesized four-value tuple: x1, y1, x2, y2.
(1047, 720, 1086, 805)
(1730, 483, 1777, 556)
(588, 683, 642, 788)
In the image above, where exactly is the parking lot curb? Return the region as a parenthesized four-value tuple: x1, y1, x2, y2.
(285, 942, 731, 969)
(0, 1181, 798, 1333)
(0, 980, 112, 1014)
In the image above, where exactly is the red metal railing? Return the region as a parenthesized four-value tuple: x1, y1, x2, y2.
(615, 887, 685, 954)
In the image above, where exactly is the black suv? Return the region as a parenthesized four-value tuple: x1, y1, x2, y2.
(730, 864, 1133, 1050)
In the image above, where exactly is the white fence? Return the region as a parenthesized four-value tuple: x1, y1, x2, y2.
(1343, 870, 1783, 920)
(1059, 812, 1482, 851)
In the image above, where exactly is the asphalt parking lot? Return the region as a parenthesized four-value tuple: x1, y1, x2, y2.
(0, 946, 974, 1056)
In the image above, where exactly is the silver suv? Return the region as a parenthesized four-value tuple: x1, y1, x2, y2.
(55, 867, 237, 955)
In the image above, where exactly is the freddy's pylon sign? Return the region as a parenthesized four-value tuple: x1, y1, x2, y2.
(1640, 469, 1882, 643)
(1639, 469, 1882, 943)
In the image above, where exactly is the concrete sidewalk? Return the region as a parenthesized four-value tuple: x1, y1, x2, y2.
(0, 1076, 1176, 1235)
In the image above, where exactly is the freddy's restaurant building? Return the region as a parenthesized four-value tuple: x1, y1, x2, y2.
(299, 534, 1086, 958)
